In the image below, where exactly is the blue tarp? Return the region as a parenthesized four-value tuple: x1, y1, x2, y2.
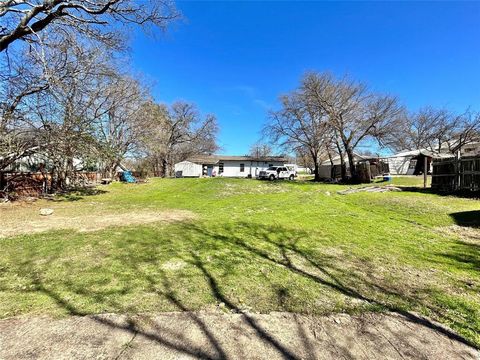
(121, 171, 136, 183)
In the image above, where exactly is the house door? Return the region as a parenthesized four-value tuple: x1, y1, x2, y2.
(207, 165, 213, 177)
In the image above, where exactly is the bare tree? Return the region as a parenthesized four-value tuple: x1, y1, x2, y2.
(390, 107, 480, 155)
(295, 146, 315, 173)
(449, 112, 480, 154)
(0, 0, 179, 52)
(301, 72, 404, 181)
(0, 1, 180, 196)
(29, 37, 123, 189)
(264, 88, 331, 181)
(249, 142, 272, 158)
(95, 74, 149, 177)
(0, 0, 179, 172)
(139, 101, 219, 177)
(0, 44, 48, 172)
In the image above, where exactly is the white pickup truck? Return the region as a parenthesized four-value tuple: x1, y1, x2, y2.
(258, 166, 296, 181)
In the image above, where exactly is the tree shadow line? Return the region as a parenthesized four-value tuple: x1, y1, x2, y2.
(399, 187, 480, 199)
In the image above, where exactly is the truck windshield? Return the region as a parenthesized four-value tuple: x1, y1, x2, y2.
(267, 167, 277, 171)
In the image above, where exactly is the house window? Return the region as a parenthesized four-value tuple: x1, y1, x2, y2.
(240, 163, 245, 172)
(219, 162, 224, 174)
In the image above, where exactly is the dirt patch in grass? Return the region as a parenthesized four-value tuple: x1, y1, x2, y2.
(216, 182, 288, 197)
(0, 311, 477, 359)
(160, 259, 188, 271)
(0, 209, 196, 238)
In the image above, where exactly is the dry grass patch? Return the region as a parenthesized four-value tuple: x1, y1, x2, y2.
(216, 182, 288, 197)
(0, 209, 196, 238)
(436, 225, 480, 244)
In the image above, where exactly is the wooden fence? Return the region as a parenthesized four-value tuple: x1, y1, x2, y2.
(432, 155, 480, 191)
(0, 171, 101, 198)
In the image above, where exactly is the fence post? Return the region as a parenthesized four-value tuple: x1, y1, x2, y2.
(455, 151, 461, 191)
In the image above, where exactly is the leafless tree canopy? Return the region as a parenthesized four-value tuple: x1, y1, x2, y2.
(264, 72, 404, 181)
(264, 86, 331, 181)
(301, 72, 404, 180)
(0, 0, 196, 196)
(0, 0, 179, 52)
(0, 24, 221, 193)
(249, 143, 272, 159)
(138, 101, 219, 177)
(390, 107, 480, 154)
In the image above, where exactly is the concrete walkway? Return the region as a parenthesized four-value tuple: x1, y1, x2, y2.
(0, 312, 477, 359)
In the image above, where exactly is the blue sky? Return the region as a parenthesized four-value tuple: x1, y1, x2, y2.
(131, 1, 480, 155)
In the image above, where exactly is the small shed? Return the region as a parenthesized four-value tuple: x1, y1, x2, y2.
(386, 150, 438, 175)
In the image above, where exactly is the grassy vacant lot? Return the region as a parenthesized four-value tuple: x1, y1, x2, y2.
(0, 177, 479, 346)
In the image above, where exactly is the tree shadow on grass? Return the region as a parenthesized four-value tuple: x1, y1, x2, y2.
(399, 187, 480, 199)
(438, 242, 480, 272)
(185, 222, 478, 348)
(13, 220, 480, 357)
(46, 186, 108, 202)
(450, 211, 480, 228)
(437, 211, 480, 271)
(48, 187, 108, 202)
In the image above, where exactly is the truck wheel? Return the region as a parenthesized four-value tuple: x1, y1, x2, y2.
(289, 174, 294, 181)
(269, 174, 275, 181)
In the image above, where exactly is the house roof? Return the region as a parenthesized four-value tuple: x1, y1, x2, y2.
(317, 152, 367, 166)
(185, 155, 288, 164)
(388, 149, 454, 159)
(330, 152, 368, 165)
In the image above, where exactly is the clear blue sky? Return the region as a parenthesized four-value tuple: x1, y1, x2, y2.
(131, 1, 480, 155)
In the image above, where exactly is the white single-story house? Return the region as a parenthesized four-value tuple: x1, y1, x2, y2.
(174, 155, 288, 178)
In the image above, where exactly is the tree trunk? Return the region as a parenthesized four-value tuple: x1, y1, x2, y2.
(0, 171, 5, 189)
(313, 162, 321, 181)
(161, 158, 168, 178)
(65, 157, 74, 188)
(106, 160, 120, 179)
(310, 151, 321, 182)
(153, 159, 161, 177)
(341, 163, 347, 181)
(346, 147, 358, 183)
(334, 140, 348, 182)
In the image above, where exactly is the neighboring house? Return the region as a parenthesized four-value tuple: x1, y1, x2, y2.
(461, 142, 480, 156)
(174, 155, 288, 178)
(1, 146, 102, 175)
(1, 148, 48, 172)
(385, 142, 480, 176)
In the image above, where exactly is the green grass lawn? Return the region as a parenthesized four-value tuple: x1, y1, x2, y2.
(374, 175, 432, 187)
(0, 177, 479, 346)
